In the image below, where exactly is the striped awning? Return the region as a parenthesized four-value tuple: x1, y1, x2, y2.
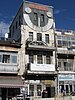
(0, 76, 24, 88)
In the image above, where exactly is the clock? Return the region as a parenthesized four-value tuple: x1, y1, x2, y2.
(47, 12, 52, 18)
(25, 7, 32, 13)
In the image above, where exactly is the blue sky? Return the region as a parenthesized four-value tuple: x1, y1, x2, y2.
(0, 0, 75, 36)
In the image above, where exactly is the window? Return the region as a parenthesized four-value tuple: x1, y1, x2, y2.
(34, 13, 38, 21)
(0, 53, 18, 64)
(37, 52, 42, 64)
(29, 32, 33, 41)
(46, 55, 50, 64)
(62, 40, 67, 46)
(41, 14, 44, 22)
(64, 62, 68, 71)
(45, 34, 49, 43)
(29, 85, 34, 96)
(29, 54, 33, 63)
(58, 61, 61, 67)
(2, 55, 10, 63)
(58, 40, 62, 46)
(11, 56, 17, 63)
(37, 33, 42, 41)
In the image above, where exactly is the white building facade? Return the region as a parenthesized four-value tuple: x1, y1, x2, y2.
(9, 1, 57, 98)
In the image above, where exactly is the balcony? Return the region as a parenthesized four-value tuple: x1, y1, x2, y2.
(26, 63, 56, 74)
(26, 39, 56, 51)
(0, 63, 18, 74)
(57, 49, 75, 55)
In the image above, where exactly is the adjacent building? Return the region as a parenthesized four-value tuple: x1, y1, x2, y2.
(55, 30, 75, 94)
(0, 38, 23, 100)
(8, 1, 57, 98)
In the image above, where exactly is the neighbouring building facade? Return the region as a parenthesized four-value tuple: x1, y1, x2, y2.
(8, 1, 57, 98)
(55, 30, 75, 94)
(0, 38, 24, 100)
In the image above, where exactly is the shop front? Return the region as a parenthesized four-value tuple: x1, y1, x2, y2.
(25, 79, 55, 98)
(25, 80, 42, 97)
(58, 74, 75, 95)
(0, 76, 24, 100)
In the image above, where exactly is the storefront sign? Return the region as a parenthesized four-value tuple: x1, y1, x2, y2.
(29, 80, 40, 84)
(58, 74, 74, 81)
(44, 80, 53, 85)
(30, 63, 55, 71)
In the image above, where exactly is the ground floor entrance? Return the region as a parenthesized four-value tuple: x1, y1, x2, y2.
(0, 88, 20, 100)
(59, 84, 73, 94)
(46, 87, 55, 98)
(25, 80, 55, 98)
(58, 74, 75, 95)
(0, 76, 24, 100)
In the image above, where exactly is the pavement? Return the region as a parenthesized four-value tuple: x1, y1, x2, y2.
(30, 96, 75, 100)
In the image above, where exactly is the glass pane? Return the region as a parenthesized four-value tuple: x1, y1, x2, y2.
(45, 34, 49, 43)
(11, 56, 17, 63)
(46, 55, 50, 64)
(29, 85, 34, 96)
(29, 55, 33, 63)
(58, 40, 62, 46)
(41, 14, 44, 22)
(29, 32, 33, 41)
(34, 13, 38, 20)
(37, 33, 42, 41)
(37, 55, 42, 64)
(2, 55, 10, 63)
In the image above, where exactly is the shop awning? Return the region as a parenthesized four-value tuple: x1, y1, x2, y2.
(0, 76, 24, 88)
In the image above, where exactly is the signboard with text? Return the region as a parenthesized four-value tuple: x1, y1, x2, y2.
(58, 74, 74, 81)
(30, 63, 55, 72)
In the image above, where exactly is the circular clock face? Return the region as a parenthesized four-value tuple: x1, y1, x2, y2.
(25, 7, 32, 13)
(47, 12, 52, 17)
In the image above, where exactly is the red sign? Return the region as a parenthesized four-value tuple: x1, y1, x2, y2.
(29, 4, 48, 11)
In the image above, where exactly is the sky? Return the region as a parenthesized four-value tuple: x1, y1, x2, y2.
(0, 0, 75, 36)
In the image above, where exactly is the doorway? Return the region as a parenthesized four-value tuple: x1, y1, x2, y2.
(60, 85, 64, 93)
(46, 87, 55, 98)
(2, 88, 7, 100)
(69, 85, 72, 93)
(46, 87, 50, 98)
(66, 85, 69, 93)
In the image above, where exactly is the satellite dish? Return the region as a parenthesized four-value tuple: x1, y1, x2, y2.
(5, 33, 8, 39)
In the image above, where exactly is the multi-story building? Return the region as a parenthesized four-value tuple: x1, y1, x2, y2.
(8, 1, 57, 98)
(0, 37, 23, 100)
(55, 29, 75, 94)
